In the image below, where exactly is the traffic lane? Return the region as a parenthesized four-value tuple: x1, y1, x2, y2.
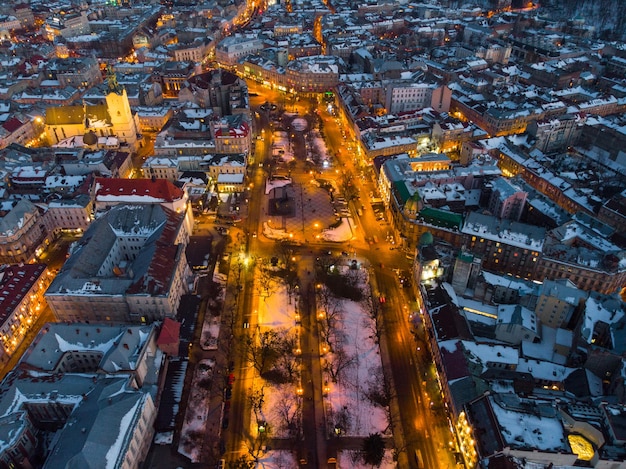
(377, 270, 442, 469)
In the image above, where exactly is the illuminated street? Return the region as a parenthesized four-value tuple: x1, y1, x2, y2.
(210, 77, 464, 468)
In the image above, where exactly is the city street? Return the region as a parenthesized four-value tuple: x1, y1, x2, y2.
(211, 81, 461, 468)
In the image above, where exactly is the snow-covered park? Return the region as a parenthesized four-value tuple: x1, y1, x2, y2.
(242, 253, 394, 467)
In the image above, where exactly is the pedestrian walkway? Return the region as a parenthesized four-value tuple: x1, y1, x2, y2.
(263, 174, 342, 244)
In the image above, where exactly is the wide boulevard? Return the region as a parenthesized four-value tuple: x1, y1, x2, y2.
(215, 81, 461, 468)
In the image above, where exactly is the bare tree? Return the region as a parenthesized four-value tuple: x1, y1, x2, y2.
(364, 365, 398, 435)
(363, 296, 385, 346)
(275, 240, 298, 271)
(286, 269, 300, 305)
(244, 329, 282, 375)
(274, 329, 300, 383)
(339, 170, 359, 202)
(316, 285, 344, 349)
(325, 346, 355, 383)
(330, 405, 352, 436)
(314, 252, 341, 276)
(248, 384, 266, 426)
(257, 263, 278, 302)
(230, 455, 255, 468)
(273, 385, 303, 439)
(364, 365, 393, 408)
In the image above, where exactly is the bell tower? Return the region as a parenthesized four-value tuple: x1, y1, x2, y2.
(105, 66, 139, 151)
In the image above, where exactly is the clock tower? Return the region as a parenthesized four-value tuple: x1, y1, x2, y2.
(105, 66, 140, 151)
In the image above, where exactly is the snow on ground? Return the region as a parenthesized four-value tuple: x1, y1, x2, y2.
(253, 260, 389, 442)
(321, 217, 354, 242)
(265, 177, 292, 195)
(200, 314, 221, 350)
(271, 131, 294, 162)
(324, 295, 389, 437)
(178, 358, 215, 462)
(310, 131, 330, 161)
(338, 449, 396, 468)
(262, 221, 299, 241)
(291, 117, 308, 131)
(254, 281, 301, 439)
(256, 450, 298, 469)
(153, 431, 173, 445)
(258, 281, 296, 328)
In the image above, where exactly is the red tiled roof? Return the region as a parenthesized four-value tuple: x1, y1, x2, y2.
(157, 317, 180, 346)
(0, 264, 47, 325)
(94, 177, 184, 202)
(126, 206, 186, 296)
(214, 120, 250, 138)
(2, 117, 25, 133)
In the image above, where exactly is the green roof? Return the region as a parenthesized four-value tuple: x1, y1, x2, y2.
(457, 251, 474, 263)
(393, 180, 412, 205)
(418, 207, 463, 229)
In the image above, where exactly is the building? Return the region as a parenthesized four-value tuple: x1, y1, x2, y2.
(215, 34, 265, 67)
(0, 263, 51, 366)
(385, 82, 439, 114)
(216, 172, 245, 193)
(487, 176, 527, 221)
(135, 106, 174, 133)
(45, 204, 192, 323)
(0, 323, 161, 468)
(465, 393, 578, 467)
(494, 304, 539, 345)
(526, 114, 584, 154)
(43, 12, 90, 41)
(151, 61, 197, 99)
(0, 199, 49, 264)
(213, 114, 252, 155)
(141, 157, 180, 181)
(171, 38, 212, 62)
(461, 211, 544, 279)
(43, 194, 94, 236)
(597, 189, 626, 233)
(45, 57, 102, 90)
(177, 69, 249, 116)
(538, 219, 626, 294)
(157, 317, 181, 356)
(91, 177, 191, 226)
(451, 250, 482, 295)
(534, 279, 587, 329)
(285, 55, 341, 94)
(45, 70, 141, 152)
(0, 116, 37, 150)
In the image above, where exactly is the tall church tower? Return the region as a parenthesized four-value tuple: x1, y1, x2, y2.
(105, 66, 139, 151)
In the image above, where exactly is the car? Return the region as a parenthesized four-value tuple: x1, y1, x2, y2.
(224, 388, 232, 400)
(218, 459, 226, 469)
(379, 295, 386, 304)
(221, 418, 229, 429)
(228, 373, 236, 385)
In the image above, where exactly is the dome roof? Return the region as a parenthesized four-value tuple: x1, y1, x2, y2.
(419, 231, 434, 246)
(83, 131, 98, 146)
(404, 192, 421, 213)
